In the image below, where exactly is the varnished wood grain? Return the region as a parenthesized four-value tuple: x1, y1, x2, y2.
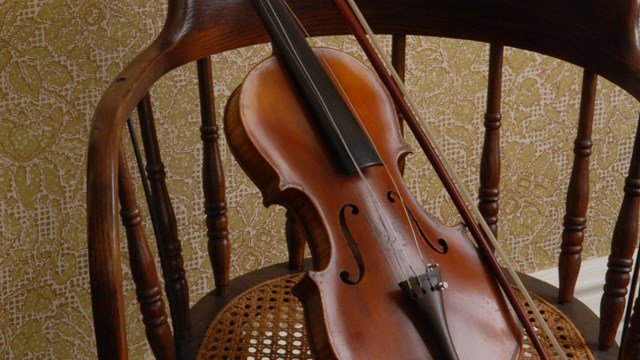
(87, 0, 640, 358)
(136, 94, 192, 342)
(117, 145, 174, 359)
(225, 47, 521, 360)
(479, 44, 503, 241)
(558, 70, 597, 305)
(196, 57, 231, 296)
(600, 118, 640, 351)
(285, 209, 306, 270)
(621, 293, 640, 358)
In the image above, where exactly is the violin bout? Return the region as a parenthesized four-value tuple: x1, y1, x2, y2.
(224, 47, 522, 359)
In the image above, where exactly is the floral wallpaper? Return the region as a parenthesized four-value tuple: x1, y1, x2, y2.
(0, 0, 638, 358)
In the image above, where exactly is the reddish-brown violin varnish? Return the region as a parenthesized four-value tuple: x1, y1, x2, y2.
(224, 47, 521, 359)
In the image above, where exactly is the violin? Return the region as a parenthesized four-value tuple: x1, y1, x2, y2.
(224, 0, 524, 358)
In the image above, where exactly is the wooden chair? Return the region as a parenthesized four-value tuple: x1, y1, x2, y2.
(87, 0, 640, 358)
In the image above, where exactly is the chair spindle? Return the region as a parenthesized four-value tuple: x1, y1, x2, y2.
(117, 144, 175, 359)
(600, 115, 640, 350)
(391, 34, 407, 128)
(558, 69, 597, 304)
(285, 209, 306, 270)
(136, 94, 192, 340)
(391, 35, 406, 83)
(479, 44, 504, 240)
(196, 57, 231, 296)
(391, 34, 407, 175)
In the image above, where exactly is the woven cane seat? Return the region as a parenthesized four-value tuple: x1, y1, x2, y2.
(514, 289, 594, 359)
(197, 273, 594, 360)
(197, 274, 311, 359)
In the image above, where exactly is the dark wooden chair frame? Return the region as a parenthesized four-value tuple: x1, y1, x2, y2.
(87, 0, 640, 358)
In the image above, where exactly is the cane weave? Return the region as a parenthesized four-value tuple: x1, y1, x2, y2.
(197, 274, 593, 359)
(515, 286, 594, 360)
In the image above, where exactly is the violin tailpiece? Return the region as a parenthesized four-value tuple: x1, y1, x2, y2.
(399, 267, 459, 360)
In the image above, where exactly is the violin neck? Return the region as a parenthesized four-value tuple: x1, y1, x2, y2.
(252, 0, 382, 174)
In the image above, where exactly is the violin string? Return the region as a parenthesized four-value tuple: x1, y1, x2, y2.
(263, 1, 417, 281)
(280, 1, 434, 270)
(261, 0, 418, 283)
(320, 66, 433, 268)
(342, 0, 566, 357)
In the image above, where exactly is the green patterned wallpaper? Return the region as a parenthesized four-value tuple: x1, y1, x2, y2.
(1, 0, 639, 358)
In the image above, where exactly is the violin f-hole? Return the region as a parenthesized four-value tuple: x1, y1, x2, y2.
(387, 191, 448, 254)
(339, 204, 365, 285)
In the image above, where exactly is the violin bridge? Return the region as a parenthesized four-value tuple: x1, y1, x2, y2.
(398, 265, 460, 360)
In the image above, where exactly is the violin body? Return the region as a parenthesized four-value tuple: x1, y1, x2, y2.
(225, 47, 521, 359)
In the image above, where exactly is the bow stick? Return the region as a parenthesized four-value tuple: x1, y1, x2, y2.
(329, 1, 567, 358)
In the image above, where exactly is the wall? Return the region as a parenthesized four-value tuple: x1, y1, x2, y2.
(0, 0, 638, 358)
(0, 1, 167, 357)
